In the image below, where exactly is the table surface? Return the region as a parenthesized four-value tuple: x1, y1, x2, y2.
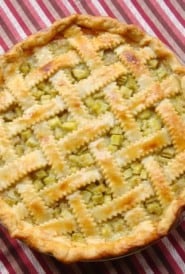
(0, 0, 185, 273)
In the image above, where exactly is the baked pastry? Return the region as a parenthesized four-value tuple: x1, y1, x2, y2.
(0, 14, 184, 263)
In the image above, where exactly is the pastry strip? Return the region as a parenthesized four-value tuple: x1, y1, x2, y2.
(41, 168, 101, 205)
(104, 82, 141, 141)
(39, 218, 76, 235)
(0, 90, 15, 111)
(156, 99, 185, 152)
(0, 150, 47, 191)
(17, 179, 52, 223)
(129, 75, 180, 114)
(6, 97, 65, 136)
(51, 70, 88, 119)
(93, 33, 123, 50)
(76, 62, 126, 97)
(92, 181, 154, 222)
(6, 74, 35, 108)
(164, 151, 185, 182)
(142, 156, 174, 206)
(90, 138, 126, 196)
(58, 112, 114, 154)
(0, 121, 16, 162)
(68, 192, 97, 236)
(64, 25, 102, 70)
(26, 50, 80, 88)
(116, 128, 171, 167)
(115, 45, 148, 77)
(34, 122, 66, 176)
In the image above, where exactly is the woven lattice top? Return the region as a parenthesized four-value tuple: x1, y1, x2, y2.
(0, 15, 185, 262)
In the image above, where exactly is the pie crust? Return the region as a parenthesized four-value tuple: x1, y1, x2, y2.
(0, 14, 185, 263)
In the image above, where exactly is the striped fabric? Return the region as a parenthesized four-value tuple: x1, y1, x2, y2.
(0, 0, 184, 273)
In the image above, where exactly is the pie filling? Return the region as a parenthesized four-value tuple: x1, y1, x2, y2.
(0, 15, 184, 261)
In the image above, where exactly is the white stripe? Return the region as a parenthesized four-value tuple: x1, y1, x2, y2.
(171, 230, 185, 252)
(13, 0, 36, 33)
(123, 0, 156, 37)
(93, 0, 108, 16)
(148, 248, 169, 274)
(43, 1, 61, 19)
(0, 45, 4, 55)
(136, 254, 154, 274)
(74, 0, 88, 14)
(173, 0, 185, 18)
(0, 261, 9, 274)
(28, 0, 51, 27)
(137, 0, 185, 64)
(109, 0, 127, 23)
(1, 1, 27, 39)
(42, 256, 61, 274)
(18, 241, 46, 274)
(162, 237, 185, 271)
(157, 0, 185, 35)
(64, 1, 76, 13)
(0, 25, 13, 48)
(0, 239, 23, 274)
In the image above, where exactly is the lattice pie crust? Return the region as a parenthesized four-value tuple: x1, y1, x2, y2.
(0, 14, 185, 262)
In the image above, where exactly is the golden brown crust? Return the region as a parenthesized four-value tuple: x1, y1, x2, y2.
(0, 14, 185, 263)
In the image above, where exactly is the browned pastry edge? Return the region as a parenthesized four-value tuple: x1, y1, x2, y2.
(0, 14, 185, 263)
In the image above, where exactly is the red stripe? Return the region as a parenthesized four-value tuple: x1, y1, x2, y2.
(141, 249, 160, 273)
(52, 1, 71, 16)
(5, 0, 31, 36)
(150, 0, 185, 42)
(132, 0, 172, 49)
(69, 0, 82, 14)
(97, 0, 117, 19)
(0, 248, 16, 274)
(51, 0, 68, 18)
(0, 36, 9, 52)
(0, 227, 30, 273)
(146, 247, 169, 274)
(30, 251, 53, 274)
(0, 2, 185, 273)
(144, 0, 185, 57)
(0, 4, 22, 41)
(177, 0, 185, 8)
(37, 0, 56, 23)
(87, 1, 105, 16)
(112, 0, 132, 23)
(2, 228, 40, 274)
(153, 244, 174, 273)
(1, 9, 21, 43)
(80, 1, 96, 16)
(168, 233, 185, 263)
(0, 238, 24, 274)
(41, 256, 61, 274)
(128, 254, 145, 273)
(115, 1, 142, 26)
(157, 240, 184, 274)
(24, 0, 46, 28)
(112, 260, 132, 274)
(166, 0, 185, 26)
(16, 0, 40, 30)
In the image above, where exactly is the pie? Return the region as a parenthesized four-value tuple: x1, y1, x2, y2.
(0, 14, 185, 263)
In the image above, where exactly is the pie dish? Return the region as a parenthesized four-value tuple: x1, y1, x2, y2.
(0, 14, 185, 263)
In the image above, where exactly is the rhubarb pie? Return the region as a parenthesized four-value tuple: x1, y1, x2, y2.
(0, 14, 185, 262)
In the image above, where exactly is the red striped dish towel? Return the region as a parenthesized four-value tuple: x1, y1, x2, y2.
(0, 1, 185, 273)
